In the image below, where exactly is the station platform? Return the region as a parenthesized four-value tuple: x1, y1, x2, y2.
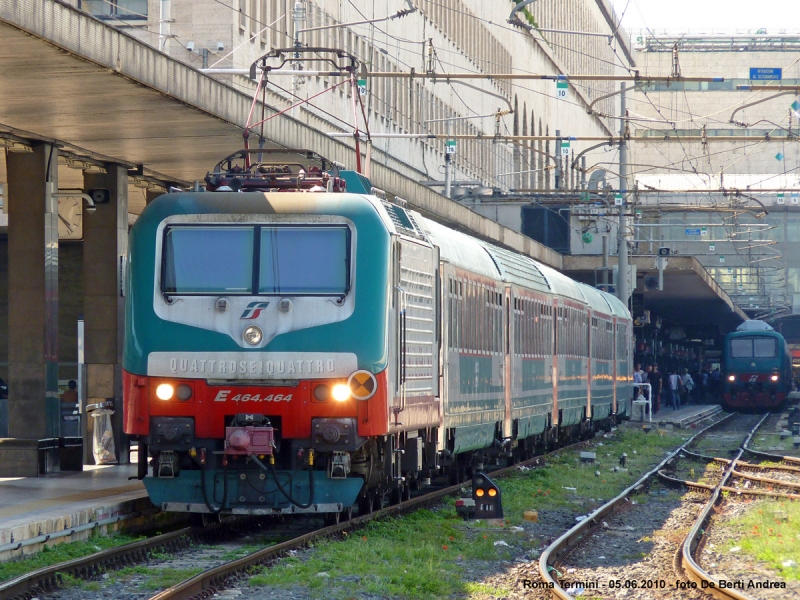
(0, 463, 155, 562)
(630, 402, 723, 428)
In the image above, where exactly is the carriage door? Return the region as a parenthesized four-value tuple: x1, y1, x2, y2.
(393, 237, 439, 419)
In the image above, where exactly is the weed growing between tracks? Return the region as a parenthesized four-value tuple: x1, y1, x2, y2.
(500, 427, 688, 522)
(248, 424, 689, 599)
(721, 499, 800, 581)
(0, 532, 145, 583)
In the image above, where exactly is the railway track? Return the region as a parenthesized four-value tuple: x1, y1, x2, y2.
(0, 526, 200, 600)
(538, 412, 786, 600)
(1, 431, 605, 600)
(690, 432, 800, 599)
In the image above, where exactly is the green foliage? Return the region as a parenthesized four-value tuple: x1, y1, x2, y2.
(502, 427, 685, 520)
(722, 500, 800, 581)
(249, 425, 686, 598)
(249, 508, 513, 598)
(112, 565, 203, 590)
(0, 533, 144, 584)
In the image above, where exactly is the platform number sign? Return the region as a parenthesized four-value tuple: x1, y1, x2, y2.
(445, 140, 457, 155)
(555, 80, 568, 99)
(614, 193, 623, 206)
(778, 192, 785, 204)
(472, 472, 503, 519)
(357, 78, 367, 96)
(560, 140, 571, 156)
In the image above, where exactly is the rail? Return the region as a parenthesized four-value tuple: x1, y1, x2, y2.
(538, 413, 734, 599)
(0, 434, 593, 600)
(0, 526, 197, 600)
(148, 451, 565, 600)
(680, 412, 770, 600)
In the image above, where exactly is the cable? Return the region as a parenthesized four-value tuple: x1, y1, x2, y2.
(200, 460, 228, 515)
(250, 454, 314, 509)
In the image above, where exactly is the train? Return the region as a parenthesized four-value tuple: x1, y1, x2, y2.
(122, 148, 633, 522)
(721, 320, 792, 410)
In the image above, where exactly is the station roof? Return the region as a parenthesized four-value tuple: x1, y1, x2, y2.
(0, 0, 562, 269)
(563, 255, 748, 334)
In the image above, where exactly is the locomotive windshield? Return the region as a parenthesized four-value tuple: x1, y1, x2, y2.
(259, 227, 348, 294)
(163, 226, 254, 293)
(162, 224, 350, 296)
(729, 337, 777, 358)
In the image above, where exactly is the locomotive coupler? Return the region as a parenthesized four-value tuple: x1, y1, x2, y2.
(224, 413, 274, 457)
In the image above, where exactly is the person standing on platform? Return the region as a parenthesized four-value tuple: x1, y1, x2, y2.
(681, 368, 694, 405)
(651, 364, 662, 412)
(701, 369, 710, 402)
(710, 367, 721, 401)
(633, 363, 643, 400)
(669, 370, 680, 410)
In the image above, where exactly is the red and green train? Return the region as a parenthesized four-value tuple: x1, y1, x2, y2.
(123, 150, 634, 521)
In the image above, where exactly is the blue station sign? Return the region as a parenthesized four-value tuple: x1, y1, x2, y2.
(749, 68, 782, 81)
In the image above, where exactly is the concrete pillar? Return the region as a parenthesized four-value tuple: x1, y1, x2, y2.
(83, 165, 129, 464)
(0, 143, 60, 477)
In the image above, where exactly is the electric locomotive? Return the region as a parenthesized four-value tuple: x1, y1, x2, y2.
(722, 320, 792, 410)
(123, 149, 633, 520)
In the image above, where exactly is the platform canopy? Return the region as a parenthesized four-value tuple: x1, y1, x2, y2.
(563, 255, 747, 334)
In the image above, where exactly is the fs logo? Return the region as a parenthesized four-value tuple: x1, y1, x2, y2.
(240, 302, 270, 320)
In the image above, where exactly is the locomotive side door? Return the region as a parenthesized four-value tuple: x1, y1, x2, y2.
(391, 236, 440, 429)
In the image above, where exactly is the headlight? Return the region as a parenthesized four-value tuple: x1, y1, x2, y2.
(243, 325, 263, 345)
(313, 384, 330, 401)
(771, 375, 779, 382)
(176, 384, 193, 400)
(156, 383, 175, 400)
(331, 383, 351, 402)
(728, 375, 736, 382)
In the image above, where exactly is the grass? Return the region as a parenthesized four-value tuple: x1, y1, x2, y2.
(249, 424, 689, 599)
(501, 427, 686, 520)
(750, 433, 798, 455)
(218, 544, 267, 561)
(249, 508, 515, 599)
(0, 532, 145, 584)
(58, 572, 102, 591)
(722, 499, 800, 581)
(114, 565, 204, 590)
